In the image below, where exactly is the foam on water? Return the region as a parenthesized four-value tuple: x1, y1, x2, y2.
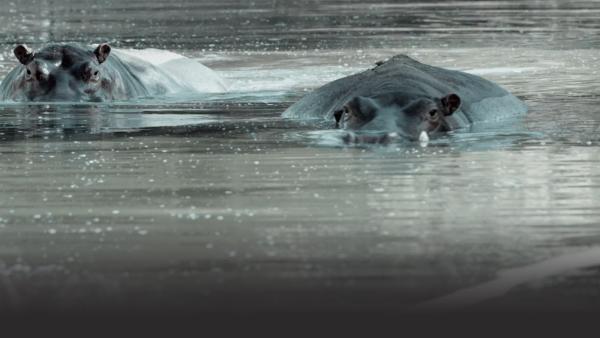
(96, 113, 221, 131)
(465, 67, 539, 76)
(221, 66, 360, 93)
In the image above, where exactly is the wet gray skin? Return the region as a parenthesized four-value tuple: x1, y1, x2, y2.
(0, 43, 181, 102)
(283, 55, 528, 141)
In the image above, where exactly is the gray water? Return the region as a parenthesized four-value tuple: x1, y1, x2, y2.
(1, 0, 600, 313)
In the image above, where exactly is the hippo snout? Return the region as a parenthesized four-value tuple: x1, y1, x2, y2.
(342, 132, 398, 145)
(34, 79, 89, 102)
(36, 90, 80, 102)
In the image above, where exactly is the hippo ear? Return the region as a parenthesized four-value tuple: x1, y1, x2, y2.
(94, 43, 111, 64)
(441, 93, 461, 116)
(333, 107, 345, 127)
(14, 45, 35, 65)
(348, 96, 379, 121)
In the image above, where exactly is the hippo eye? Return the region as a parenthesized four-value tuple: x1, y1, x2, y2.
(428, 109, 438, 117)
(26, 69, 31, 75)
(343, 107, 352, 121)
(94, 71, 99, 76)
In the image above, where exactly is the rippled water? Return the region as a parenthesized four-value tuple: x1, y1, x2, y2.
(1, 0, 600, 313)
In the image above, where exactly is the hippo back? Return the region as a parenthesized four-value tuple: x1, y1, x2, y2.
(0, 68, 21, 100)
(282, 55, 527, 126)
(104, 52, 163, 99)
(104, 50, 219, 99)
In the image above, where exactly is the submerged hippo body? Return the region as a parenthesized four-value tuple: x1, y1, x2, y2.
(0, 43, 226, 102)
(283, 55, 527, 140)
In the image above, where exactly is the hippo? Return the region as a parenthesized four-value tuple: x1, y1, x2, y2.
(283, 55, 527, 141)
(0, 43, 226, 102)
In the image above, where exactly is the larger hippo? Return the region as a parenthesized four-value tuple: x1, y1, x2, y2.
(283, 55, 527, 141)
(0, 43, 226, 102)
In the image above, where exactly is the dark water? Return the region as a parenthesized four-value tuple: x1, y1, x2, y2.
(1, 0, 600, 313)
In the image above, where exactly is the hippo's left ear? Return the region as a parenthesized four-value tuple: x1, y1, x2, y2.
(94, 43, 111, 64)
(441, 93, 461, 116)
(14, 45, 35, 65)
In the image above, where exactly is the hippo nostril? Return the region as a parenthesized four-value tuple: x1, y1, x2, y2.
(36, 73, 48, 82)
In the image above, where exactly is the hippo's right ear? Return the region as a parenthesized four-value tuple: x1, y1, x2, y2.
(441, 93, 461, 115)
(333, 107, 346, 127)
(14, 45, 35, 65)
(348, 96, 379, 121)
(94, 43, 112, 64)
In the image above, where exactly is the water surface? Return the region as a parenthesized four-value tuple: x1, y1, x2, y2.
(1, 0, 600, 312)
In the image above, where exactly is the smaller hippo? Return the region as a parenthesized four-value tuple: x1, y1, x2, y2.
(283, 55, 527, 141)
(0, 43, 226, 102)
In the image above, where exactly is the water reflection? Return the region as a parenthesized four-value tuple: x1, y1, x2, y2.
(0, 104, 213, 141)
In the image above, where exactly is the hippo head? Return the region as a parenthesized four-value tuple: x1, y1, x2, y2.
(333, 92, 461, 140)
(12, 43, 113, 102)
